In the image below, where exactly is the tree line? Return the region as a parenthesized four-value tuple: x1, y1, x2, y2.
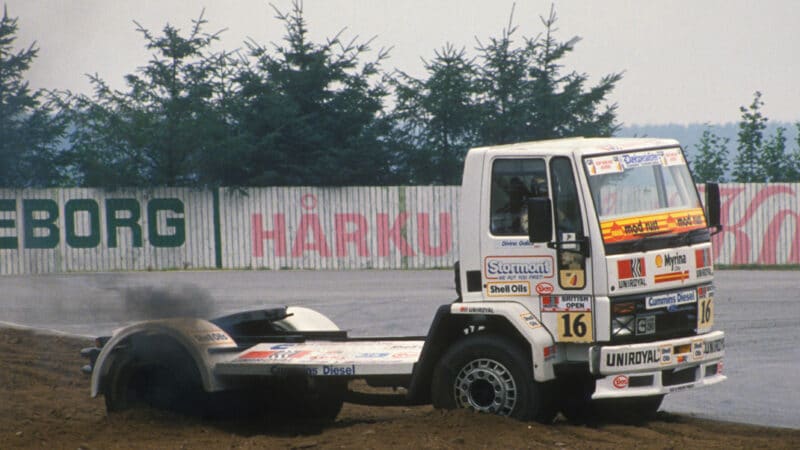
(2, 3, 797, 189)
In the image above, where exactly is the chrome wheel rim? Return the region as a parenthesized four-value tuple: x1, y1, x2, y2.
(453, 358, 517, 415)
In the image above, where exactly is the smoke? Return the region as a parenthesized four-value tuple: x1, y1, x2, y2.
(121, 284, 215, 321)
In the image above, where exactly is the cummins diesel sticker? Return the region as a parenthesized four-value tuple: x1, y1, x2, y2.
(484, 256, 554, 281)
(645, 290, 697, 310)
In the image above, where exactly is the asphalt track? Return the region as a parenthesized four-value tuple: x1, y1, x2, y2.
(2, 270, 798, 429)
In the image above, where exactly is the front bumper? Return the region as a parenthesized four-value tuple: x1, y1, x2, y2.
(589, 330, 725, 399)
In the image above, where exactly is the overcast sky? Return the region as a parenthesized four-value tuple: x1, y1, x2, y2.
(5, 0, 798, 126)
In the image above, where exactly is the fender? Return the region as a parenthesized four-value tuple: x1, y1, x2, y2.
(90, 306, 341, 398)
(90, 318, 237, 397)
(450, 302, 560, 381)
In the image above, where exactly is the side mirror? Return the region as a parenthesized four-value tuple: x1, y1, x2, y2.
(528, 197, 552, 243)
(705, 182, 723, 234)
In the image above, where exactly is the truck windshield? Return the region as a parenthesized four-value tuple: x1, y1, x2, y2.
(583, 147, 706, 245)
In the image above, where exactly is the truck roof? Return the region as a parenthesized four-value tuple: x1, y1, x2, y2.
(471, 137, 681, 157)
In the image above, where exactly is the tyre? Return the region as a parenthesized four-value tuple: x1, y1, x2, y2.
(103, 338, 205, 415)
(431, 334, 556, 423)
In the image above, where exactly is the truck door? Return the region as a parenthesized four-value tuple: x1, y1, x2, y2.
(481, 155, 594, 343)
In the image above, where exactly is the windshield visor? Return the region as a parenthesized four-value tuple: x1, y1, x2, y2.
(583, 148, 706, 244)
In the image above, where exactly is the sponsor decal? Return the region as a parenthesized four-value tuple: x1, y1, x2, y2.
(704, 338, 725, 354)
(559, 269, 585, 288)
(600, 208, 706, 244)
(499, 239, 534, 248)
(535, 282, 554, 294)
(541, 295, 592, 312)
(323, 365, 356, 376)
(695, 248, 713, 278)
(543, 345, 557, 361)
(484, 256, 554, 281)
(605, 349, 661, 367)
(660, 345, 673, 365)
(654, 270, 690, 283)
(613, 375, 629, 389)
(646, 290, 697, 310)
(635, 315, 656, 336)
(661, 148, 685, 166)
(692, 340, 704, 360)
(617, 258, 646, 289)
(656, 253, 687, 270)
(486, 281, 531, 297)
(239, 350, 311, 360)
(620, 152, 662, 169)
(520, 312, 541, 329)
(585, 156, 623, 176)
(458, 306, 494, 314)
(193, 332, 232, 345)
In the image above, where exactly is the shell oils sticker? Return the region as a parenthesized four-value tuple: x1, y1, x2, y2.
(541, 295, 592, 312)
(600, 208, 706, 244)
(486, 281, 531, 297)
(520, 312, 542, 329)
(653, 252, 690, 283)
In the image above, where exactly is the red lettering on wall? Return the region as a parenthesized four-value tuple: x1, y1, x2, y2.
(252, 213, 286, 257)
(292, 214, 331, 257)
(335, 213, 369, 257)
(417, 212, 452, 256)
(377, 213, 416, 257)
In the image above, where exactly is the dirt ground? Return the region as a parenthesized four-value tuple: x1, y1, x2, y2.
(2, 327, 798, 450)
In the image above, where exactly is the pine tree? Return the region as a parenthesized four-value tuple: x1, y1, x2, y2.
(732, 91, 767, 182)
(762, 126, 788, 182)
(0, 7, 64, 187)
(691, 127, 729, 183)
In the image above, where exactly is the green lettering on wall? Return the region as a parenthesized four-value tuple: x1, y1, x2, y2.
(65, 199, 100, 248)
(23, 199, 59, 249)
(147, 198, 185, 247)
(106, 198, 142, 248)
(0, 199, 17, 249)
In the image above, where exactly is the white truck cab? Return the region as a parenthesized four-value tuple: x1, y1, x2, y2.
(84, 137, 725, 423)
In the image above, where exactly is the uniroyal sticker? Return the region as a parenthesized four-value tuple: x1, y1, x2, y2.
(486, 281, 531, 297)
(600, 208, 706, 244)
(645, 290, 697, 310)
(585, 156, 623, 176)
(484, 256, 554, 281)
(695, 248, 713, 278)
(541, 295, 592, 312)
(617, 258, 646, 289)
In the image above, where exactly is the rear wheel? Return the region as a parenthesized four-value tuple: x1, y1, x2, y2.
(432, 334, 556, 423)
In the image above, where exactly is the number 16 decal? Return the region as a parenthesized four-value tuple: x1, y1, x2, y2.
(557, 312, 593, 342)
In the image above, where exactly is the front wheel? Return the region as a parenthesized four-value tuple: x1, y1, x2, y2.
(431, 334, 556, 423)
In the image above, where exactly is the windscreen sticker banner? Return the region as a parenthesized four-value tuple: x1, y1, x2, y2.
(484, 255, 554, 281)
(585, 156, 623, 176)
(600, 208, 707, 243)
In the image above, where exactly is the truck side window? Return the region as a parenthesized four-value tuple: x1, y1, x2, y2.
(550, 157, 586, 289)
(490, 159, 547, 236)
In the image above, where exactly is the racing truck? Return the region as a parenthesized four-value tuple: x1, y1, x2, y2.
(82, 137, 726, 423)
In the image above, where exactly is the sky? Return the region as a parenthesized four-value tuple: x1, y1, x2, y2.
(5, 0, 799, 126)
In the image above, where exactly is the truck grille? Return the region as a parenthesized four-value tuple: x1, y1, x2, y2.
(608, 286, 707, 344)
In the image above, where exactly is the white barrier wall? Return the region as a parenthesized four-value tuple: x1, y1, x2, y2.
(0, 188, 216, 274)
(1, 184, 800, 274)
(219, 186, 459, 269)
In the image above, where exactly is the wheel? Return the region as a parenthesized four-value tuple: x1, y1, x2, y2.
(103, 338, 205, 415)
(431, 334, 556, 423)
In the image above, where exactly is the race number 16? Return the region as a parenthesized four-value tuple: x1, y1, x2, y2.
(698, 298, 714, 329)
(557, 312, 593, 343)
